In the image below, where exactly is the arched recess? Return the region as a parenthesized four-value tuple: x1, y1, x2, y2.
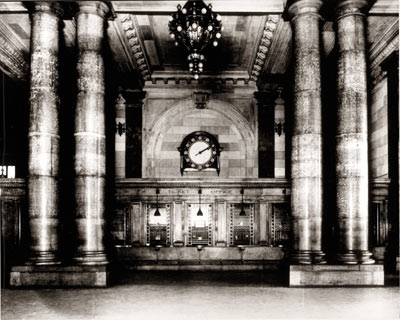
(143, 97, 257, 178)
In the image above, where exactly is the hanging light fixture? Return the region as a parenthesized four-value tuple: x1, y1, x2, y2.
(169, 0, 223, 79)
(154, 188, 161, 216)
(197, 188, 203, 216)
(239, 188, 246, 216)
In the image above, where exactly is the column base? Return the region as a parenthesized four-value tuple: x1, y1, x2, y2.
(73, 251, 109, 265)
(336, 250, 375, 264)
(290, 250, 326, 264)
(289, 264, 384, 286)
(10, 265, 108, 287)
(26, 252, 61, 265)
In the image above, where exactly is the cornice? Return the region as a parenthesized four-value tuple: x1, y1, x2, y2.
(145, 77, 252, 86)
(119, 13, 151, 81)
(250, 15, 279, 82)
(116, 178, 291, 189)
(369, 19, 399, 70)
(0, 21, 29, 81)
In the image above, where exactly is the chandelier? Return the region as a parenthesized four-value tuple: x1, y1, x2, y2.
(169, 0, 223, 79)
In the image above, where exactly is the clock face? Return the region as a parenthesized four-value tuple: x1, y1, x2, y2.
(182, 134, 218, 170)
(188, 141, 212, 165)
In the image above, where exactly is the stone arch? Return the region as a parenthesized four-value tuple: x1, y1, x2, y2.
(143, 97, 257, 178)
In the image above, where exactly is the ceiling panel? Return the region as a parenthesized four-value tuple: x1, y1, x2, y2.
(134, 14, 265, 76)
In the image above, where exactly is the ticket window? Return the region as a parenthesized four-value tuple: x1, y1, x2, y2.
(188, 204, 212, 246)
(271, 203, 290, 247)
(229, 204, 254, 246)
(146, 204, 170, 246)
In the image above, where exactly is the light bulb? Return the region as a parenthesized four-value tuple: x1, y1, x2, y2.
(192, 23, 197, 29)
(201, 8, 207, 14)
(216, 14, 221, 21)
(182, 8, 187, 14)
(198, 62, 203, 68)
(216, 32, 221, 38)
(177, 25, 182, 32)
(199, 68, 203, 72)
(221, 26, 225, 31)
(175, 41, 179, 46)
(213, 41, 218, 46)
(170, 33, 175, 39)
(194, 74, 199, 79)
(189, 63, 194, 68)
(169, 16, 173, 22)
(208, 25, 213, 31)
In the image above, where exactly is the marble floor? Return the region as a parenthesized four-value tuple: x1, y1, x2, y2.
(1, 271, 399, 320)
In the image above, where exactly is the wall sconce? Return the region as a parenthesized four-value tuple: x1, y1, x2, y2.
(239, 188, 246, 216)
(197, 188, 203, 216)
(274, 122, 285, 137)
(116, 122, 126, 136)
(154, 188, 161, 216)
(193, 92, 209, 109)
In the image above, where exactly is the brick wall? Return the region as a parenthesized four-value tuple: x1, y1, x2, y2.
(370, 77, 389, 178)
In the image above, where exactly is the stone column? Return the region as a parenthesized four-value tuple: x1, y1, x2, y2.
(288, 0, 325, 264)
(115, 92, 126, 178)
(274, 89, 286, 178)
(335, 0, 374, 264)
(73, 1, 109, 265)
(27, 2, 63, 265)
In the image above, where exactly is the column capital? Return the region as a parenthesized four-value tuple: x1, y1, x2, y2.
(32, 2, 64, 18)
(76, 1, 110, 19)
(288, 0, 322, 18)
(336, 0, 370, 17)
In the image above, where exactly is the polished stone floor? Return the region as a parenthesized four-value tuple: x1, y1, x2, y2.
(2, 271, 399, 320)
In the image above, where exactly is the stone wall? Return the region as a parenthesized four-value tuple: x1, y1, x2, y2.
(142, 83, 258, 178)
(370, 77, 389, 178)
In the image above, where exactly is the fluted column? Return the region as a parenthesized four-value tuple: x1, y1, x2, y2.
(288, 0, 325, 264)
(335, 0, 373, 264)
(27, 2, 63, 265)
(73, 1, 109, 265)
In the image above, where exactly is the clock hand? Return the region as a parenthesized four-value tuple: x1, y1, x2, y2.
(195, 145, 211, 156)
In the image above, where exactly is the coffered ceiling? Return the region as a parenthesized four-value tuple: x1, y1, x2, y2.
(0, 1, 398, 90)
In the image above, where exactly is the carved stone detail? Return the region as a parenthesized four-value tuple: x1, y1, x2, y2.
(250, 15, 279, 81)
(0, 23, 29, 80)
(369, 19, 398, 85)
(120, 14, 151, 80)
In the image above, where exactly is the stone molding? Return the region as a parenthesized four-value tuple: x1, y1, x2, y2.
(369, 20, 399, 84)
(115, 178, 290, 189)
(147, 77, 252, 86)
(32, 2, 64, 17)
(250, 15, 279, 82)
(336, 0, 370, 16)
(287, 0, 323, 18)
(76, 1, 110, 19)
(119, 14, 151, 81)
(0, 177, 390, 195)
(0, 23, 29, 80)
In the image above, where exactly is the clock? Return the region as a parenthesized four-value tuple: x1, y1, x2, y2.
(178, 131, 223, 175)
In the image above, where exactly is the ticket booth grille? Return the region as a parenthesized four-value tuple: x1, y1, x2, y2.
(146, 203, 170, 246)
(188, 203, 212, 246)
(229, 203, 254, 246)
